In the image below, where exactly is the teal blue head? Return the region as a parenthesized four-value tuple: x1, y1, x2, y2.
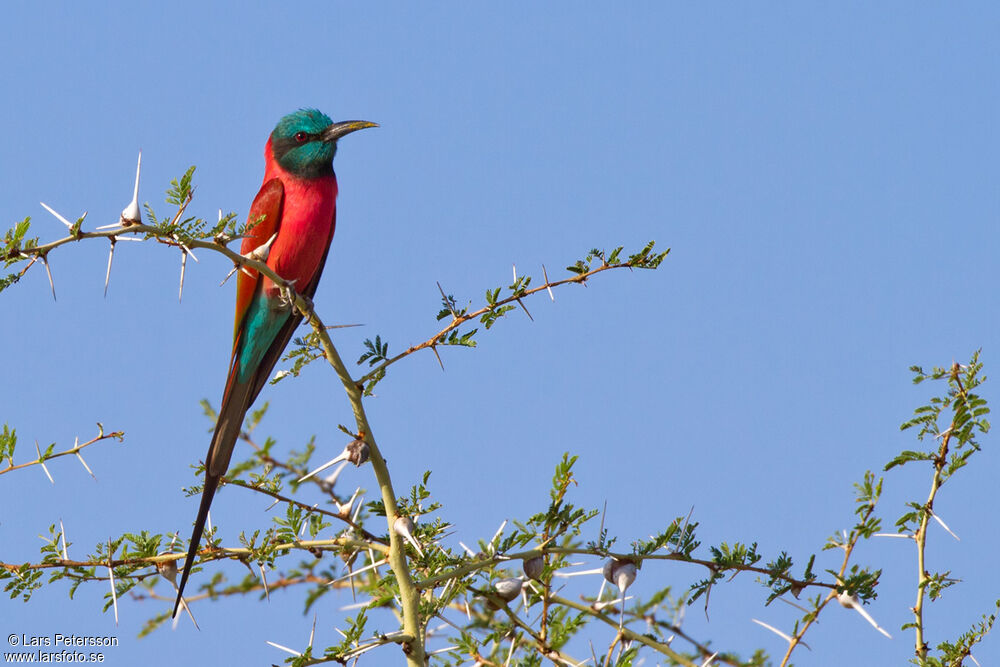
(269, 109, 377, 178)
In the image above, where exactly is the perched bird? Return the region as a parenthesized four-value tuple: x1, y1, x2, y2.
(172, 109, 377, 617)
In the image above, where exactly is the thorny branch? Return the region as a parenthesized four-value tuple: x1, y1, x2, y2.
(0, 424, 123, 477)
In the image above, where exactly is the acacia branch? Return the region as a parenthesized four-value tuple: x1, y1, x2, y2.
(416, 545, 835, 596)
(0, 535, 383, 575)
(0, 425, 123, 476)
(358, 258, 657, 385)
(912, 362, 965, 662)
(223, 477, 385, 544)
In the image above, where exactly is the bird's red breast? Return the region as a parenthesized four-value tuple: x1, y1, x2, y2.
(234, 138, 339, 338)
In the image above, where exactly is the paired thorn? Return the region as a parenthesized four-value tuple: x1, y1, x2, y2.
(35, 440, 53, 484)
(179, 250, 188, 302)
(248, 232, 277, 263)
(297, 439, 369, 483)
(336, 487, 363, 518)
(121, 150, 142, 225)
(58, 519, 69, 560)
(836, 592, 892, 638)
(327, 556, 387, 586)
(751, 618, 798, 646)
(219, 263, 242, 286)
(542, 264, 555, 301)
(259, 563, 270, 602)
(104, 239, 116, 297)
(437, 281, 457, 319)
(930, 511, 960, 541)
(515, 297, 533, 321)
(157, 553, 198, 629)
(489, 520, 508, 553)
(393, 516, 424, 558)
(74, 437, 96, 480)
(42, 256, 56, 301)
(221, 233, 279, 287)
(107, 538, 119, 625)
(39, 202, 78, 230)
(171, 235, 198, 263)
(265, 641, 301, 658)
(603, 559, 637, 630)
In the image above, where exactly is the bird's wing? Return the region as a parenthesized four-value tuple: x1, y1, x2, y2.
(242, 204, 337, 406)
(234, 178, 285, 341)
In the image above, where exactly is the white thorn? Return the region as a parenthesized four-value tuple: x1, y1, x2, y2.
(512, 263, 517, 282)
(393, 516, 424, 558)
(42, 256, 56, 301)
(504, 631, 517, 667)
(220, 263, 240, 286)
(121, 151, 142, 224)
(175, 593, 198, 630)
(593, 594, 632, 610)
(75, 450, 96, 480)
(247, 232, 278, 263)
(35, 440, 53, 484)
(179, 251, 187, 302)
(542, 264, 555, 301)
(299, 506, 317, 537)
(133, 151, 142, 203)
(553, 567, 604, 578)
(774, 595, 811, 614)
(59, 519, 68, 560)
(837, 592, 892, 638)
(458, 541, 476, 557)
(260, 563, 270, 602)
(40, 202, 74, 229)
(107, 538, 119, 625)
(327, 558, 387, 586)
(265, 641, 302, 657)
(298, 450, 350, 483)
(104, 240, 116, 297)
(350, 494, 364, 523)
(596, 577, 607, 606)
(490, 520, 508, 552)
(324, 460, 350, 487)
(337, 487, 362, 517)
(338, 599, 373, 611)
(700, 651, 719, 667)
(931, 511, 960, 541)
(751, 618, 793, 644)
(308, 614, 317, 648)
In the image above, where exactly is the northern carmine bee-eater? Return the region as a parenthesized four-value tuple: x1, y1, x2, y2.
(172, 109, 377, 617)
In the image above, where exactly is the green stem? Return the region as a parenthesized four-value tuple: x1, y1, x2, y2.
(298, 306, 425, 666)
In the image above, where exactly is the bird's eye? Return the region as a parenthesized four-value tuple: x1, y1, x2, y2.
(294, 132, 308, 143)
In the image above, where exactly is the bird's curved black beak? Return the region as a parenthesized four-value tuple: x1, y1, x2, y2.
(322, 120, 378, 143)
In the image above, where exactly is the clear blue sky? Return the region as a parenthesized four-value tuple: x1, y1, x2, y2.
(2, 3, 998, 665)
